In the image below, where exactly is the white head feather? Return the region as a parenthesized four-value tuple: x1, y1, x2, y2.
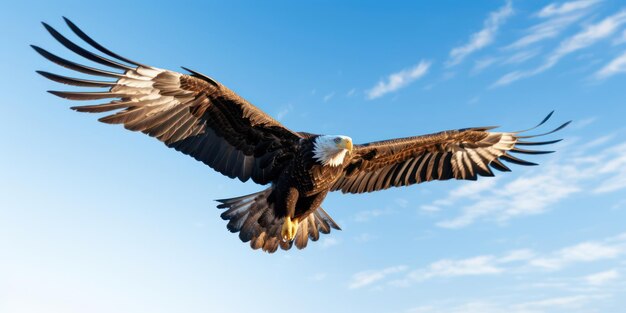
(313, 135, 353, 167)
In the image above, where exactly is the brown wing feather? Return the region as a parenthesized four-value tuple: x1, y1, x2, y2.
(332, 114, 569, 194)
(35, 19, 301, 184)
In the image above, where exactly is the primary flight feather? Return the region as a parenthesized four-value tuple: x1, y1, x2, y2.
(34, 18, 570, 253)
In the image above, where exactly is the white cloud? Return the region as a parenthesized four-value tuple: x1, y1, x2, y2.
(491, 70, 532, 87)
(502, 49, 540, 64)
(595, 50, 626, 79)
(353, 233, 626, 290)
(450, 178, 499, 199)
(552, 10, 626, 62)
(431, 178, 498, 209)
(426, 134, 626, 228)
(467, 96, 480, 105)
(275, 104, 293, 121)
(419, 204, 441, 212)
(436, 170, 579, 229)
(354, 207, 394, 222)
(366, 61, 431, 99)
(323, 92, 335, 102)
(395, 198, 409, 208)
(309, 272, 327, 281)
(593, 142, 626, 193)
(406, 295, 607, 313)
(493, 10, 626, 87)
(348, 265, 408, 289)
(472, 57, 499, 73)
(585, 269, 619, 285)
(320, 237, 339, 249)
(530, 242, 624, 270)
(570, 116, 596, 129)
(517, 295, 606, 310)
(408, 301, 502, 313)
(498, 249, 536, 263)
(506, 13, 585, 50)
(447, 0, 514, 67)
(411, 256, 504, 281)
(536, 0, 601, 18)
(354, 233, 376, 243)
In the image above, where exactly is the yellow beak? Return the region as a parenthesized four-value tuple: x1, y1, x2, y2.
(339, 138, 353, 151)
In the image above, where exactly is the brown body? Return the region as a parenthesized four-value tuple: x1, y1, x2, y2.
(273, 137, 347, 221)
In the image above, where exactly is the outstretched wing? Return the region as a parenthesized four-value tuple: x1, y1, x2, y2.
(34, 18, 302, 184)
(332, 112, 570, 194)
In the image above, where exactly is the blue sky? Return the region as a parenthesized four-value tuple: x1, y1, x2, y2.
(2, 0, 626, 312)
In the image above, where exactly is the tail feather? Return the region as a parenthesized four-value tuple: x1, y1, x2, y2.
(216, 186, 341, 253)
(314, 207, 341, 233)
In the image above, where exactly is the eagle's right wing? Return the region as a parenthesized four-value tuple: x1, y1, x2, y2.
(332, 113, 569, 194)
(34, 18, 302, 184)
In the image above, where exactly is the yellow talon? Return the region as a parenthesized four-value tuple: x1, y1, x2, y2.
(281, 216, 299, 242)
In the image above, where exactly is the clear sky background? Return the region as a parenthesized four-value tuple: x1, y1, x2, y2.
(2, 1, 626, 312)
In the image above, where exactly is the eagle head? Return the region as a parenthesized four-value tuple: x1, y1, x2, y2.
(312, 135, 353, 167)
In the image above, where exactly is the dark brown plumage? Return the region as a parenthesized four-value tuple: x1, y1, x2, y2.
(333, 118, 568, 194)
(34, 18, 569, 253)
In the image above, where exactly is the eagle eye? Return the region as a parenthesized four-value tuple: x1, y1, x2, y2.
(333, 137, 342, 143)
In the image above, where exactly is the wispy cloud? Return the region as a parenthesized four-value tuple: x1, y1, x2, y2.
(506, 14, 585, 50)
(406, 295, 607, 313)
(420, 179, 497, 213)
(595, 50, 626, 79)
(493, 9, 626, 87)
(447, 0, 514, 67)
(349, 265, 408, 289)
(410, 256, 504, 281)
(584, 269, 620, 285)
(275, 104, 293, 121)
(570, 116, 597, 129)
(467, 96, 480, 104)
(323, 92, 335, 102)
(429, 135, 626, 228)
(309, 272, 328, 281)
(502, 49, 541, 64)
(419, 204, 441, 212)
(499, 249, 536, 263)
(517, 295, 608, 311)
(529, 242, 623, 270)
(355, 233, 626, 289)
(536, 0, 602, 18)
(472, 57, 499, 73)
(319, 237, 340, 249)
(354, 207, 395, 222)
(436, 169, 579, 229)
(591, 142, 626, 193)
(354, 233, 376, 243)
(366, 61, 431, 99)
(551, 10, 626, 62)
(395, 198, 409, 208)
(478, 0, 600, 79)
(491, 70, 531, 87)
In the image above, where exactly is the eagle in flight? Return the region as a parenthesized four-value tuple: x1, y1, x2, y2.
(34, 18, 569, 253)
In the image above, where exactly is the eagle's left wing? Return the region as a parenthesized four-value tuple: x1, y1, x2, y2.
(33, 18, 303, 185)
(332, 113, 569, 194)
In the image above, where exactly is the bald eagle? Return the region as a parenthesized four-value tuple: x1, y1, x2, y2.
(34, 18, 569, 253)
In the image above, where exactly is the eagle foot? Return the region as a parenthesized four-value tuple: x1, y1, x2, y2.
(281, 216, 299, 242)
